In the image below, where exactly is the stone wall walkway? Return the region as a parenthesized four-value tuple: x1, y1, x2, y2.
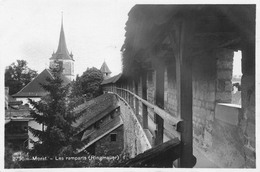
(193, 146, 218, 168)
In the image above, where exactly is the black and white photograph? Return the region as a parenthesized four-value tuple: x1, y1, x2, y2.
(1, 0, 258, 171)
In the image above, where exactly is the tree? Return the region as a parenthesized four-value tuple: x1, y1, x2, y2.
(79, 67, 103, 100)
(68, 74, 86, 108)
(25, 64, 81, 168)
(5, 60, 38, 95)
(70, 74, 83, 98)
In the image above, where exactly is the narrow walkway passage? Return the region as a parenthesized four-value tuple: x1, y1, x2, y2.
(193, 147, 218, 168)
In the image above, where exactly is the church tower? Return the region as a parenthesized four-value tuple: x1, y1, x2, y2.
(100, 61, 111, 79)
(49, 17, 74, 81)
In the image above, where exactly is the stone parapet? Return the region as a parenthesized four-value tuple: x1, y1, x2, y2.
(215, 103, 241, 126)
(119, 99, 152, 158)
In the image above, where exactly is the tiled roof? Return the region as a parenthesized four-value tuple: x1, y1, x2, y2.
(72, 93, 119, 134)
(12, 69, 52, 97)
(12, 69, 70, 98)
(5, 108, 31, 119)
(101, 73, 122, 85)
(75, 115, 123, 153)
(100, 62, 111, 74)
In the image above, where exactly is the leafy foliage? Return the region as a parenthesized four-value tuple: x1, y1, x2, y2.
(71, 67, 103, 101)
(5, 60, 38, 95)
(25, 63, 82, 167)
(81, 67, 103, 98)
(70, 74, 83, 98)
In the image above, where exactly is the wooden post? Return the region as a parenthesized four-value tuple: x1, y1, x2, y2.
(112, 84, 114, 93)
(176, 56, 194, 167)
(172, 19, 196, 168)
(154, 61, 165, 146)
(141, 70, 148, 129)
(128, 80, 131, 104)
(242, 39, 255, 76)
(121, 83, 123, 97)
(118, 83, 120, 96)
(123, 83, 125, 99)
(127, 80, 130, 104)
(120, 84, 122, 96)
(114, 84, 115, 93)
(154, 113, 164, 145)
(130, 79, 134, 109)
(125, 83, 127, 101)
(120, 83, 122, 97)
(125, 83, 128, 102)
(135, 79, 139, 116)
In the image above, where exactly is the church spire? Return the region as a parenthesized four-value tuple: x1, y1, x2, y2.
(50, 13, 73, 60)
(49, 13, 75, 82)
(61, 12, 63, 25)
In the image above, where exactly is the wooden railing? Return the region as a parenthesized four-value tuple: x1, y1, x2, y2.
(104, 87, 183, 126)
(116, 88, 183, 132)
(103, 85, 189, 167)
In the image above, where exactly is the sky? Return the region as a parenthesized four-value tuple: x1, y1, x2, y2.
(0, 0, 137, 77)
(0, 0, 248, 79)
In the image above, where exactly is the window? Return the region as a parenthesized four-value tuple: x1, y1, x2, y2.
(231, 51, 242, 105)
(94, 122, 100, 129)
(111, 113, 115, 119)
(110, 133, 117, 141)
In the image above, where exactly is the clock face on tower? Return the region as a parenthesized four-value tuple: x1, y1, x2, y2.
(50, 60, 73, 76)
(63, 62, 71, 75)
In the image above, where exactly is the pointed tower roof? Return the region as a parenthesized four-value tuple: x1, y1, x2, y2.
(50, 16, 74, 61)
(100, 61, 111, 74)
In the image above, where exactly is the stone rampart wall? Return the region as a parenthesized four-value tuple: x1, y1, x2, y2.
(118, 99, 152, 158)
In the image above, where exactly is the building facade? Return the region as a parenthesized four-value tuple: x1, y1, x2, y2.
(73, 93, 124, 156)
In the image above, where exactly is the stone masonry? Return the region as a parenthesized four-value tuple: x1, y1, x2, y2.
(240, 45, 256, 168)
(192, 49, 218, 148)
(95, 125, 124, 156)
(216, 48, 234, 103)
(164, 65, 178, 118)
(147, 70, 156, 121)
(119, 99, 152, 158)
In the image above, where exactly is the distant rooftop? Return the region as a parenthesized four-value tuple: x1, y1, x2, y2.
(76, 115, 123, 153)
(100, 61, 111, 74)
(73, 93, 119, 134)
(12, 69, 70, 98)
(101, 73, 122, 85)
